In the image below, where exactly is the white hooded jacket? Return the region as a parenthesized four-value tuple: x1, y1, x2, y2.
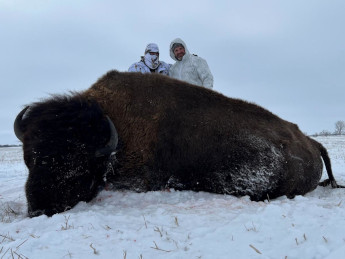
(169, 38, 213, 89)
(128, 43, 171, 75)
(128, 58, 171, 75)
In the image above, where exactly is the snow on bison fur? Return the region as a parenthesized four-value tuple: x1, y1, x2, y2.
(14, 70, 343, 217)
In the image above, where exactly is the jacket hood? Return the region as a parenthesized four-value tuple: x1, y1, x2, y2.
(145, 43, 159, 54)
(170, 38, 190, 61)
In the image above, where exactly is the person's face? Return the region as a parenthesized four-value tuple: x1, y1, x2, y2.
(149, 52, 159, 57)
(173, 46, 185, 61)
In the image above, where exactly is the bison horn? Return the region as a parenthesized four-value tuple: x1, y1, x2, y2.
(95, 116, 118, 157)
(13, 106, 29, 142)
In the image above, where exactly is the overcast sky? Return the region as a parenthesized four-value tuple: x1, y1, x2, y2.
(1, 0, 344, 144)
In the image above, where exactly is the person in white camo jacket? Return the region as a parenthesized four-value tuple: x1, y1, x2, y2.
(128, 43, 171, 75)
(169, 38, 213, 89)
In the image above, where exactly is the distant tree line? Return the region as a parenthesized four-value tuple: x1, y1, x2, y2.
(0, 144, 21, 148)
(311, 120, 345, 137)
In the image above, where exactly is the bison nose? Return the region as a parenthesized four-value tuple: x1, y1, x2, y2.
(28, 209, 46, 218)
(28, 207, 57, 217)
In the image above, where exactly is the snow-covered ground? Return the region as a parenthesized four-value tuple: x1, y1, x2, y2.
(0, 136, 344, 259)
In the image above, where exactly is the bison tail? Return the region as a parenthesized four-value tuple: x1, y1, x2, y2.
(312, 138, 345, 188)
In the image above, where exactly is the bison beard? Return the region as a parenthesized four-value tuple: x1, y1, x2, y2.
(14, 70, 343, 217)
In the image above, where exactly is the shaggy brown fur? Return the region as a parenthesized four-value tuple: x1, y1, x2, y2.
(15, 70, 343, 217)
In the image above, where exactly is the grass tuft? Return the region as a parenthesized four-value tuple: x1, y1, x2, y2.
(0, 203, 20, 223)
(61, 215, 74, 230)
(249, 244, 262, 254)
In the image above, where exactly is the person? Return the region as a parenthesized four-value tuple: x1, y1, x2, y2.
(128, 43, 171, 75)
(169, 38, 213, 89)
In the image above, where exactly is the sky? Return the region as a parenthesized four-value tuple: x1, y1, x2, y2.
(1, 0, 344, 144)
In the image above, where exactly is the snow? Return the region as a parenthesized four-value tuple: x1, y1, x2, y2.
(0, 136, 344, 259)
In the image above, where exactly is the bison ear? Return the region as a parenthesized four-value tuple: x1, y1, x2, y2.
(95, 116, 118, 157)
(14, 106, 30, 142)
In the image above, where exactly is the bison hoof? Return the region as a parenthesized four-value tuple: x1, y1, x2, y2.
(319, 179, 345, 188)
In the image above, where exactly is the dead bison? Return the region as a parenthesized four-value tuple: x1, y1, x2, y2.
(14, 70, 343, 217)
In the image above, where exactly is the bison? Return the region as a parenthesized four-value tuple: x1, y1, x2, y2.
(14, 70, 343, 217)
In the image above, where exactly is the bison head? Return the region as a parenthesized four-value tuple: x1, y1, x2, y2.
(14, 94, 118, 217)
